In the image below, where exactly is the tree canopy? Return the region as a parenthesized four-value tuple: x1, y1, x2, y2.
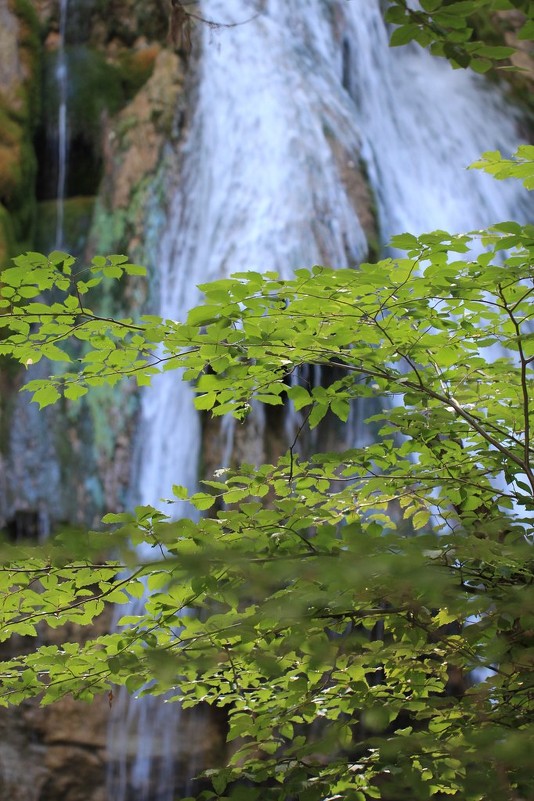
(0, 148, 533, 800)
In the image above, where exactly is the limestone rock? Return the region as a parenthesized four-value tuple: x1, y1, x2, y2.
(0, 0, 39, 257)
(102, 49, 184, 211)
(0, 610, 111, 801)
(0, 1, 23, 100)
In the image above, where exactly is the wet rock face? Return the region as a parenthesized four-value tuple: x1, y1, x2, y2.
(0, 1, 23, 95)
(34, 0, 168, 48)
(0, 6, 194, 800)
(100, 48, 184, 213)
(1, 0, 185, 533)
(88, 0, 169, 48)
(0, 610, 227, 801)
(21, 698, 110, 801)
(33, 0, 170, 219)
(495, 10, 534, 76)
(0, 704, 47, 801)
(0, 672, 226, 801)
(494, 9, 534, 116)
(0, 0, 39, 260)
(0, 608, 113, 801)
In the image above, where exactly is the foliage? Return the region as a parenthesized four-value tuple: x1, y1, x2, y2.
(386, 0, 533, 73)
(0, 149, 533, 800)
(470, 143, 534, 187)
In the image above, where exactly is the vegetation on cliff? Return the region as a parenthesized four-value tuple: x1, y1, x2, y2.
(386, 0, 532, 72)
(0, 0, 40, 260)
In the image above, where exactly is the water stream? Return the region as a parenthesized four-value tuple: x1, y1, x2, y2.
(55, 0, 69, 249)
(108, 1, 529, 798)
(2, 0, 72, 538)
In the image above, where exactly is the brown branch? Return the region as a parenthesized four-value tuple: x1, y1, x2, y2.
(168, 0, 260, 52)
(496, 284, 534, 493)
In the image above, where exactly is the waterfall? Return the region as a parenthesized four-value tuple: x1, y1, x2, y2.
(55, 0, 69, 249)
(2, 0, 71, 540)
(340, 2, 527, 238)
(108, 1, 528, 798)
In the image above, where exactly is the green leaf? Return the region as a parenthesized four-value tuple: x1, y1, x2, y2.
(64, 384, 88, 401)
(474, 45, 515, 60)
(195, 392, 217, 411)
(287, 384, 312, 410)
(308, 402, 329, 429)
(389, 25, 418, 47)
(190, 492, 216, 511)
(390, 232, 419, 250)
(124, 263, 146, 276)
(30, 385, 61, 408)
(212, 773, 228, 795)
(470, 57, 493, 73)
(3, 168, 534, 801)
(330, 398, 350, 422)
(412, 509, 431, 530)
(187, 305, 221, 326)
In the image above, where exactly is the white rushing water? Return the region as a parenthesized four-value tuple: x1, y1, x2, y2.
(108, 1, 529, 798)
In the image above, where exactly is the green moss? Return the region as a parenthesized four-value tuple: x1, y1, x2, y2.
(0, 150, 21, 200)
(10, 140, 36, 244)
(357, 156, 380, 263)
(42, 46, 124, 144)
(34, 196, 95, 256)
(114, 113, 139, 141)
(117, 45, 159, 101)
(92, 0, 167, 46)
(90, 200, 128, 255)
(11, 0, 39, 33)
(0, 117, 37, 248)
(35, 46, 126, 200)
(11, 0, 42, 127)
(0, 104, 26, 143)
(470, 11, 505, 48)
(0, 0, 42, 254)
(90, 167, 156, 254)
(0, 204, 16, 266)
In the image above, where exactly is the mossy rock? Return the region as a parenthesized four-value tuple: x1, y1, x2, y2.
(41, 46, 124, 143)
(116, 43, 160, 101)
(34, 196, 95, 256)
(0, 204, 16, 266)
(11, 0, 40, 36)
(0, 123, 37, 246)
(91, 0, 168, 46)
(0, 0, 41, 254)
(0, 141, 23, 204)
(0, 105, 25, 147)
(0, 105, 36, 208)
(36, 46, 125, 200)
(10, 0, 41, 126)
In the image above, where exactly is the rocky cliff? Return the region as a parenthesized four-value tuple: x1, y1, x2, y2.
(0, 3, 189, 798)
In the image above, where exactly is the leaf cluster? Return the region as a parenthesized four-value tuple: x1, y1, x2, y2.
(0, 152, 533, 799)
(386, 0, 533, 73)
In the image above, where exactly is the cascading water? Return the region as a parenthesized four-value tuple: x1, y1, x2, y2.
(2, 0, 73, 539)
(341, 2, 528, 238)
(55, 0, 69, 250)
(108, 2, 529, 798)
